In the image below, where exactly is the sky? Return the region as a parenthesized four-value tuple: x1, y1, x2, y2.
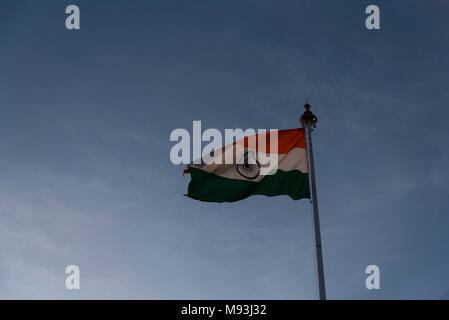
(0, 0, 448, 299)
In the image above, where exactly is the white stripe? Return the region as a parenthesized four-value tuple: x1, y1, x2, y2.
(188, 147, 307, 182)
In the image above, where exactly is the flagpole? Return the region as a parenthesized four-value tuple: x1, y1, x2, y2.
(300, 103, 326, 300)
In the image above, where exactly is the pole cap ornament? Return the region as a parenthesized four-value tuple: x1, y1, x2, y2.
(300, 103, 318, 128)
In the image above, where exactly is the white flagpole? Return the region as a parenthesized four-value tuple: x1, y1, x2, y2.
(301, 103, 326, 300)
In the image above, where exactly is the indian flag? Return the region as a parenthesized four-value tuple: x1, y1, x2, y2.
(184, 128, 310, 202)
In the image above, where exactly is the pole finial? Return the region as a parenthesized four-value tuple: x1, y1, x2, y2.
(300, 102, 318, 128)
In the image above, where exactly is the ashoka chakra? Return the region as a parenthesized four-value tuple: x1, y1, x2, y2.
(236, 152, 260, 180)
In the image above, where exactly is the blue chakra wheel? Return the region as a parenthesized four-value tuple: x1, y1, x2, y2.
(236, 151, 260, 180)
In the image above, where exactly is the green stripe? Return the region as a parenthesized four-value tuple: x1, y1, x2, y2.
(187, 167, 310, 203)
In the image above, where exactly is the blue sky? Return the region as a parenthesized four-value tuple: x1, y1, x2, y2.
(0, 0, 448, 299)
